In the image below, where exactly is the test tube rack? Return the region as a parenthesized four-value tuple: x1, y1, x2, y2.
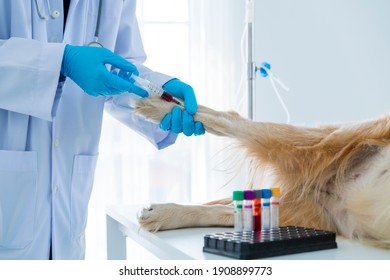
(203, 226, 337, 259)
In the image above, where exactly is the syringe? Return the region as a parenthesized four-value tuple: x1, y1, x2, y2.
(130, 73, 183, 106)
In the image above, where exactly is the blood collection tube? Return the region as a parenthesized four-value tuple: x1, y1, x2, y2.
(252, 190, 262, 231)
(270, 187, 281, 229)
(232, 190, 244, 232)
(243, 190, 254, 232)
(261, 189, 272, 231)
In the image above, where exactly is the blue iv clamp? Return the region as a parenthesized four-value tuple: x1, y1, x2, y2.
(259, 62, 271, 78)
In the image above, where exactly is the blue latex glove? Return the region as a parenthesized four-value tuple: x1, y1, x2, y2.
(60, 44, 148, 97)
(160, 79, 205, 136)
(163, 79, 197, 114)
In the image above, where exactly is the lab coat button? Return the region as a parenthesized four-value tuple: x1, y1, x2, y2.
(52, 185, 58, 195)
(52, 10, 60, 18)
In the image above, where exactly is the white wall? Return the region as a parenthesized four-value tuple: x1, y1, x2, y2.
(254, 0, 390, 125)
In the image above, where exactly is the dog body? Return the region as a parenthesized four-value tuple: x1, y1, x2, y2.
(135, 96, 390, 249)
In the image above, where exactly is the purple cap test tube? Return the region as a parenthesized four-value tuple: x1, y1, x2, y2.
(243, 190, 254, 231)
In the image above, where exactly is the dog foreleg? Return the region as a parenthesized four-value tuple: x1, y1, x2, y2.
(134, 96, 339, 179)
(138, 203, 233, 232)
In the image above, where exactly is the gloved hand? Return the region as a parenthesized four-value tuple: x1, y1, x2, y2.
(159, 79, 205, 136)
(60, 44, 148, 97)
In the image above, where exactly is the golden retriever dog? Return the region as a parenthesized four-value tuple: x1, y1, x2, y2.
(134, 95, 390, 249)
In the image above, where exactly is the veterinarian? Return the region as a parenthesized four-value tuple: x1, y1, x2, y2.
(0, 0, 204, 260)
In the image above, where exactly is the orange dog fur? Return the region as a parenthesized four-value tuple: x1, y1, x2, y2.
(135, 95, 390, 249)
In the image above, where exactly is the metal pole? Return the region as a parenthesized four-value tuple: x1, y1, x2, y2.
(247, 22, 255, 120)
(246, 0, 255, 120)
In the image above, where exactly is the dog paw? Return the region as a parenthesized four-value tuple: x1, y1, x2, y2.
(137, 203, 184, 232)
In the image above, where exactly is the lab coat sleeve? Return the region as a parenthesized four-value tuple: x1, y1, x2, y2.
(0, 37, 64, 121)
(105, 0, 178, 149)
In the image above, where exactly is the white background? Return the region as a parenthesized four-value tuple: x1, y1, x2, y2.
(254, 0, 390, 125)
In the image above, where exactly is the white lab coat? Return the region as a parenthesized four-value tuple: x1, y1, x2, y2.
(0, 0, 177, 259)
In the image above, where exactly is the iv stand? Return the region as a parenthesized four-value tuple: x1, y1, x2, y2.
(246, 0, 256, 120)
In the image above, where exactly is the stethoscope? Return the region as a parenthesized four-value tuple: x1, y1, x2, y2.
(34, 0, 104, 47)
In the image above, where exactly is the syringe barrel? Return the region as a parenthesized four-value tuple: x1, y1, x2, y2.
(131, 73, 164, 97)
(130, 73, 183, 106)
(146, 82, 165, 97)
(130, 73, 150, 89)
